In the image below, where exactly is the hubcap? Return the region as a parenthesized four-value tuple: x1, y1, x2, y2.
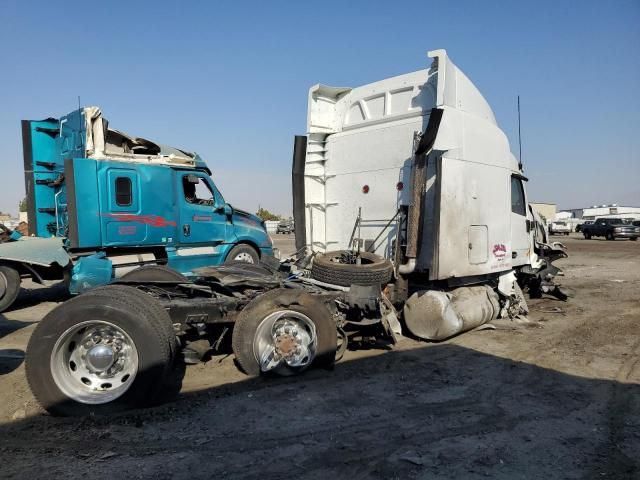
(234, 252, 255, 263)
(253, 310, 317, 374)
(50, 321, 139, 405)
(86, 345, 116, 371)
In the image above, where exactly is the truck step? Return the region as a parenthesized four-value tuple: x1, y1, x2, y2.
(35, 126, 59, 138)
(35, 161, 58, 169)
(36, 174, 65, 187)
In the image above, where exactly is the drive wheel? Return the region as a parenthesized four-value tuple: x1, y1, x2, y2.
(584, 232, 591, 239)
(232, 289, 337, 377)
(311, 250, 393, 287)
(630, 237, 637, 241)
(606, 232, 614, 241)
(0, 265, 21, 313)
(225, 244, 259, 264)
(26, 286, 177, 416)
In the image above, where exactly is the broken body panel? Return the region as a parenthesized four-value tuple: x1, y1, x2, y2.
(8, 109, 272, 298)
(299, 49, 536, 282)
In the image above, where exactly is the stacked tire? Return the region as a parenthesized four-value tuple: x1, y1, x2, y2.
(310, 251, 393, 287)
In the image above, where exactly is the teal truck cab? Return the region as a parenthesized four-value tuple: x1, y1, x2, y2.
(0, 107, 272, 312)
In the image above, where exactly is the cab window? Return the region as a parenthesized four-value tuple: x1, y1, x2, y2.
(511, 177, 526, 216)
(182, 175, 214, 206)
(115, 177, 132, 206)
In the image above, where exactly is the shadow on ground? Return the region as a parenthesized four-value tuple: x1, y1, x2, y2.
(0, 343, 638, 480)
(0, 313, 37, 339)
(0, 348, 24, 375)
(8, 282, 70, 311)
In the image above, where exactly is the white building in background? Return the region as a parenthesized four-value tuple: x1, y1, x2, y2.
(560, 204, 640, 221)
(530, 202, 557, 222)
(580, 205, 640, 220)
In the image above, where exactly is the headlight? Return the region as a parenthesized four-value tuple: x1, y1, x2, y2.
(614, 227, 622, 232)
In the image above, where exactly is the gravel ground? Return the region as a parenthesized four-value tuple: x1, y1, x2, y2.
(0, 233, 638, 479)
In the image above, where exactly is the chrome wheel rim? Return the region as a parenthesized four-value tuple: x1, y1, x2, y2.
(234, 252, 255, 263)
(50, 320, 139, 404)
(253, 310, 317, 374)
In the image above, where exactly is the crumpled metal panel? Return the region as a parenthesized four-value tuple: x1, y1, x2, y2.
(0, 236, 71, 267)
(193, 263, 281, 288)
(403, 286, 500, 341)
(69, 253, 112, 294)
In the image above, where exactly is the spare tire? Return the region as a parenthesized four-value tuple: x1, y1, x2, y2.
(311, 250, 393, 287)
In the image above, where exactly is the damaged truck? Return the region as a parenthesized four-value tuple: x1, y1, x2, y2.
(25, 49, 568, 416)
(0, 108, 273, 312)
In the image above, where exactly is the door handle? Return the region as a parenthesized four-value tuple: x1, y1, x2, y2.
(183, 224, 191, 237)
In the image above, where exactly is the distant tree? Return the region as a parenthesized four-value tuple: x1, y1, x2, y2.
(256, 208, 281, 221)
(19, 197, 28, 212)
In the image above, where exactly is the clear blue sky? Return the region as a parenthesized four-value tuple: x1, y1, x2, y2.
(1, 0, 638, 216)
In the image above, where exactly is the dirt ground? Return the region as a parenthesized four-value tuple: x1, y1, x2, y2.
(0, 234, 638, 479)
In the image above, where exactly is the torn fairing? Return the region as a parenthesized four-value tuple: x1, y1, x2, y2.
(83, 106, 200, 168)
(0, 237, 71, 268)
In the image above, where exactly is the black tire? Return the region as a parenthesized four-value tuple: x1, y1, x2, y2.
(584, 232, 591, 239)
(311, 250, 393, 287)
(0, 265, 21, 313)
(630, 237, 638, 241)
(82, 285, 185, 398)
(232, 289, 337, 377)
(606, 232, 614, 241)
(225, 244, 260, 264)
(83, 285, 177, 358)
(26, 286, 177, 416)
(119, 264, 188, 282)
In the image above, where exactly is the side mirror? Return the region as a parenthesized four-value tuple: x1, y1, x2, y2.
(216, 203, 233, 216)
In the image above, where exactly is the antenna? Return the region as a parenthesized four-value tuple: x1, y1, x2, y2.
(517, 95, 523, 171)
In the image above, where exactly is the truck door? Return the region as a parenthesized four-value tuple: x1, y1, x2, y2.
(511, 175, 530, 265)
(177, 172, 230, 250)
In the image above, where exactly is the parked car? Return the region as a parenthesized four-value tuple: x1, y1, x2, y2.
(582, 218, 639, 241)
(575, 220, 593, 233)
(276, 220, 294, 234)
(549, 221, 571, 235)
